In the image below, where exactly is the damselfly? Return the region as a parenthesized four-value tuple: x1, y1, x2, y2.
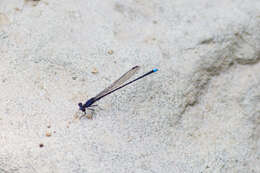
(78, 66, 158, 113)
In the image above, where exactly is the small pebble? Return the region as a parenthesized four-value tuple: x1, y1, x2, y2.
(86, 114, 93, 119)
(91, 68, 98, 74)
(46, 132, 52, 137)
(108, 50, 114, 55)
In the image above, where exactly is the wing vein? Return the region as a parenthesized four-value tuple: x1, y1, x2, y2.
(94, 66, 140, 100)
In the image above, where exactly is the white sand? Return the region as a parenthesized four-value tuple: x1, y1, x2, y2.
(0, 0, 260, 172)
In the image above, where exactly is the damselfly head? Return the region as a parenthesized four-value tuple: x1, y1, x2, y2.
(78, 102, 85, 112)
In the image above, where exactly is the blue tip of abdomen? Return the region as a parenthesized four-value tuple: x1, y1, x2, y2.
(153, 68, 159, 72)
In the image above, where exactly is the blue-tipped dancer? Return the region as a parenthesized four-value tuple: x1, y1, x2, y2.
(78, 66, 158, 113)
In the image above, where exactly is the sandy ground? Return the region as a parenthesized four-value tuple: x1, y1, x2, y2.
(0, 0, 260, 172)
